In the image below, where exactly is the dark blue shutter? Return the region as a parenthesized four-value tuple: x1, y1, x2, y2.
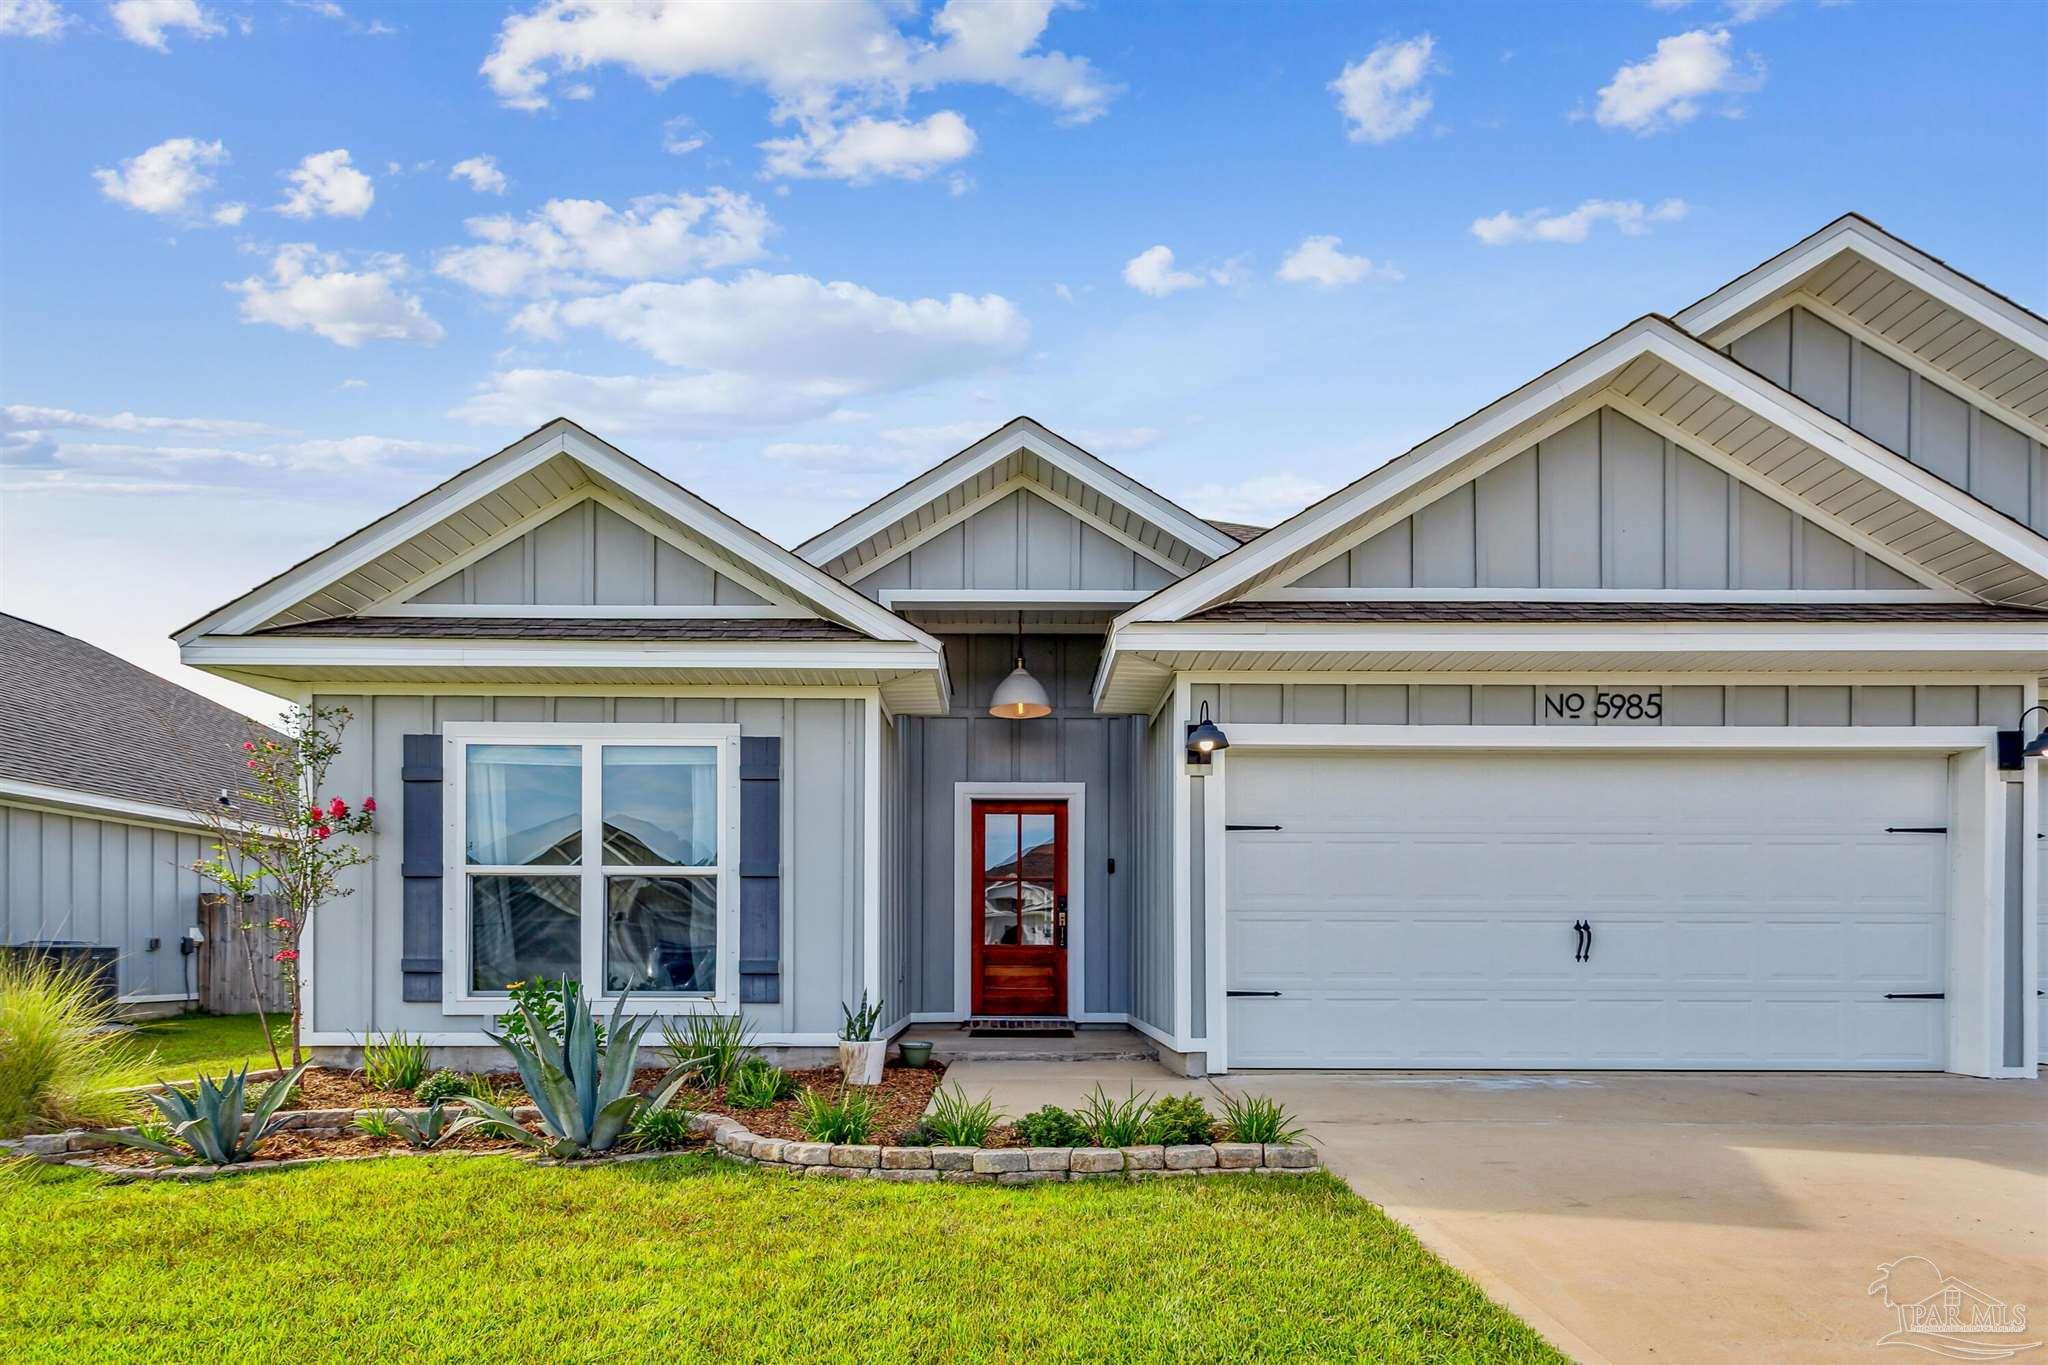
(738, 736, 781, 1004)
(400, 734, 444, 1002)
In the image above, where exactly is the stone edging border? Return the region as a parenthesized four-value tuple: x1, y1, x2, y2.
(2, 1107, 1320, 1185)
(693, 1111, 1321, 1183)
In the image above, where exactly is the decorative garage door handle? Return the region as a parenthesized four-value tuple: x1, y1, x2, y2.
(1572, 920, 1591, 963)
(1227, 990, 1282, 998)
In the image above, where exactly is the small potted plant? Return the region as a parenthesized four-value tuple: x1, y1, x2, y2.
(898, 1038, 933, 1068)
(838, 991, 886, 1086)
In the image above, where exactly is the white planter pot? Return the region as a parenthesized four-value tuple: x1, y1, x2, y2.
(838, 1039, 886, 1086)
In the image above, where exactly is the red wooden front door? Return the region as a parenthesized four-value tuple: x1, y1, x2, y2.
(971, 801, 1068, 1017)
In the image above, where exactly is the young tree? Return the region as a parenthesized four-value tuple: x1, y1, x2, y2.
(190, 705, 375, 1065)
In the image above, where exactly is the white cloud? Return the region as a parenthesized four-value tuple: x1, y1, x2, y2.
(93, 137, 226, 217)
(1068, 426, 1162, 454)
(0, 0, 70, 38)
(109, 0, 220, 49)
(0, 404, 278, 436)
(517, 271, 1027, 379)
(452, 368, 852, 434)
(480, 0, 1112, 122)
(1180, 472, 1329, 526)
(1122, 245, 1203, 297)
(229, 244, 445, 348)
(436, 188, 772, 296)
(1595, 29, 1763, 133)
(449, 154, 508, 195)
(1725, 0, 1788, 20)
(1276, 235, 1402, 288)
(211, 201, 247, 225)
(49, 440, 275, 466)
(338, 377, 368, 390)
(278, 435, 470, 468)
(1472, 197, 1690, 246)
(662, 115, 708, 155)
(760, 110, 975, 183)
(1331, 34, 1437, 144)
(276, 148, 375, 218)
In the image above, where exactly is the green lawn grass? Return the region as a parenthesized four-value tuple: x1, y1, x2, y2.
(100, 1012, 289, 1090)
(0, 1156, 1560, 1362)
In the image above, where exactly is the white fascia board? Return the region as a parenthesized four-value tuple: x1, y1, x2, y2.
(360, 604, 808, 619)
(797, 418, 1236, 568)
(0, 780, 287, 837)
(879, 588, 1151, 610)
(1244, 587, 1964, 603)
(1677, 217, 2048, 357)
(182, 635, 949, 674)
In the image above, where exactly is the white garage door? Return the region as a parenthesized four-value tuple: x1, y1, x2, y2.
(1224, 750, 1949, 1070)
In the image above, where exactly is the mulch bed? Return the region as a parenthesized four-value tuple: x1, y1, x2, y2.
(83, 1124, 550, 1168)
(671, 1063, 946, 1145)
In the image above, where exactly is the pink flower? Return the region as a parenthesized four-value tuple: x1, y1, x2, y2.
(307, 804, 323, 822)
(273, 948, 298, 963)
(246, 759, 259, 769)
(269, 916, 292, 932)
(327, 796, 348, 819)
(314, 825, 332, 841)
(241, 741, 256, 752)
(361, 796, 376, 813)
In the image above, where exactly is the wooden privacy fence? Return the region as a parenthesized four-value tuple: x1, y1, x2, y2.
(195, 894, 292, 1016)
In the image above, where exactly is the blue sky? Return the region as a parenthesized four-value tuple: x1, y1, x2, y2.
(2, 0, 2044, 718)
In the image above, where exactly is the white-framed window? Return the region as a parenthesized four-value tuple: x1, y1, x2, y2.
(441, 723, 740, 1013)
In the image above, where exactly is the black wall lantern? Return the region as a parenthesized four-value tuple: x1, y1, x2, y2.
(1997, 704, 2048, 770)
(1185, 701, 1229, 776)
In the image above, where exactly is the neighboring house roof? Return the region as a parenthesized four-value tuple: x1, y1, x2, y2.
(1204, 519, 1269, 544)
(1191, 600, 2048, 624)
(0, 612, 282, 826)
(264, 616, 864, 640)
(795, 416, 1242, 580)
(1675, 212, 2048, 444)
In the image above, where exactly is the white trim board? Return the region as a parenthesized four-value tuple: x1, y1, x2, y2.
(0, 781, 287, 837)
(950, 781, 1088, 1020)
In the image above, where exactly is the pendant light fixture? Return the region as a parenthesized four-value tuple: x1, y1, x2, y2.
(987, 612, 1051, 719)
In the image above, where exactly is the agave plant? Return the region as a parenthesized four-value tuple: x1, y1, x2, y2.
(392, 1100, 485, 1150)
(105, 1060, 312, 1165)
(464, 980, 692, 1159)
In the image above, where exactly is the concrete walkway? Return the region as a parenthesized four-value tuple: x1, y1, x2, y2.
(946, 1060, 2048, 1364)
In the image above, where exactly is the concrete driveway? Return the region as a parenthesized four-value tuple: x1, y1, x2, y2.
(947, 1061, 2048, 1363)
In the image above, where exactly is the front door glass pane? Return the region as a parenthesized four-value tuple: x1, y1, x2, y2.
(602, 746, 716, 866)
(983, 812, 1019, 875)
(1018, 814, 1056, 880)
(984, 882, 1019, 945)
(1019, 880, 1056, 945)
(466, 745, 581, 865)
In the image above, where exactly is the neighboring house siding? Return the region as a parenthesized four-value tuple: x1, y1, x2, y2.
(1189, 682, 2024, 729)
(849, 489, 1178, 597)
(1730, 307, 2047, 531)
(1282, 408, 1918, 591)
(406, 500, 768, 607)
(310, 692, 865, 1040)
(0, 804, 206, 1000)
(892, 635, 1139, 1016)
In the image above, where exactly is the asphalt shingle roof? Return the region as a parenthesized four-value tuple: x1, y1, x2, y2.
(258, 615, 866, 640)
(0, 613, 284, 817)
(1204, 519, 1268, 544)
(1190, 600, 2048, 624)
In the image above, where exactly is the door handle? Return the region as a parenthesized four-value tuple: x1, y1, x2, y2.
(1572, 920, 1588, 963)
(1227, 990, 1282, 998)
(1055, 894, 1067, 949)
(1583, 920, 1593, 963)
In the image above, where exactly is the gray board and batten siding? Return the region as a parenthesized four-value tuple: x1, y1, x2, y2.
(1280, 406, 1921, 593)
(406, 499, 770, 608)
(307, 692, 866, 1041)
(849, 487, 1179, 597)
(1729, 307, 2048, 531)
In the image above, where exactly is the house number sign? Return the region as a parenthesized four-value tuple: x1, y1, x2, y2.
(1541, 686, 1663, 726)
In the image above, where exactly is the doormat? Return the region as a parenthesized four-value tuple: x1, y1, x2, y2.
(967, 1018, 1075, 1038)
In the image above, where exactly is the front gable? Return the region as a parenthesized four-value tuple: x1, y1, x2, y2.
(846, 485, 1181, 599)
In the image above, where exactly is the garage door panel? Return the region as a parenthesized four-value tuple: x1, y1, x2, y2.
(1225, 750, 1947, 1070)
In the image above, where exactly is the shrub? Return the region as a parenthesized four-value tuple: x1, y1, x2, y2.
(724, 1058, 796, 1110)
(362, 1032, 429, 1092)
(412, 1069, 469, 1107)
(628, 1104, 694, 1151)
(1145, 1093, 1216, 1146)
(923, 1084, 1001, 1146)
(0, 954, 136, 1137)
(352, 1108, 396, 1139)
(1077, 1084, 1155, 1148)
(494, 978, 602, 1051)
(468, 983, 690, 1159)
(661, 1011, 754, 1093)
(393, 1100, 483, 1150)
(793, 1088, 879, 1144)
(244, 1082, 300, 1113)
(1016, 1104, 1087, 1148)
(107, 1061, 311, 1165)
(462, 1072, 518, 1109)
(893, 1119, 937, 1148)
(1218, 1092, 1306, 1145)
